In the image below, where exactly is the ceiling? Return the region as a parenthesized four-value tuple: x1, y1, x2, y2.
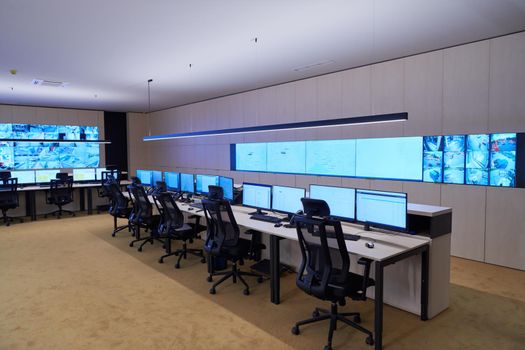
(1, 0, 525, 113)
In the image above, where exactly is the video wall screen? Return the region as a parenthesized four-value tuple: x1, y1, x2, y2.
(0, 123, 100, 170)
(232, 132, 521, 187)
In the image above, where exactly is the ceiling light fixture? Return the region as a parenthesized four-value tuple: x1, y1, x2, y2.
(143, 112, 407, 141)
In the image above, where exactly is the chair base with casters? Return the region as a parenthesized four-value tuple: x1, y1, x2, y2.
(291, 301, 374, 350)
(207, 257, 264, 296)
(159, 239, 206, 269)
(111, 215, 132, 237)
(129, 225, 164, 252)
(1, 209, 23, 226)
(44, 206, 75, 219)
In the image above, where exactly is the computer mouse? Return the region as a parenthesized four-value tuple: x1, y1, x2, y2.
(274, 223, 282, 228)
(188, 207, 194, 211)
(365, 241, 374, 249)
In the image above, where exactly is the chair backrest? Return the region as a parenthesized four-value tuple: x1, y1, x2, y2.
(0, 177, 19, 208)
(56, 172, 70, 181)
(207, 185, 224, 200)
(294, 198, 350, 299)
(201, 198, 240, 255)
(0, 171, 12, 182)
(130, 176, 141, 185)
(128, 183, 152, 222)
(155, 192, 185, 232)
(107, 181, 129, 214)
(49, 178, 74, 203)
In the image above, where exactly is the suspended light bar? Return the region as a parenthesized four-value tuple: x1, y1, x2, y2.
(0, 139, 111, 144)
(143, 112, 408, 141)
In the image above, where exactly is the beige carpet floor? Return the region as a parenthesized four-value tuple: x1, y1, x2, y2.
(1, 214, 524, 350)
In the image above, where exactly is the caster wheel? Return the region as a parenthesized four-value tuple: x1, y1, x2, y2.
(138, 247, 143, 252)
(175, 263, 180, 269)
(323, 345, 332, 350)
(209, 288, 216, 295)
(257, 276, 264, 283)
(366, 336, 374, 346)
(353, 315, 361, 323)
(243, 289, 250, 295)
(200, 258, 206, 263)
(207, 276, 213, 282)
(112, 233, 116, 237)
(291, 326, 300, 335)
(158, 259, 164, 264)
(129, 242, 134, 247)
(312, 310, 320, 318)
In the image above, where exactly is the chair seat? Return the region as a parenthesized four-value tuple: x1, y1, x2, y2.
(220, 238, 252, 258)
(326, 269, 375, 300)
(168, 223, 195, 239)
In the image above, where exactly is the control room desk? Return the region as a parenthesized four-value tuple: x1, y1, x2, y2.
(176, 201, 435, 350)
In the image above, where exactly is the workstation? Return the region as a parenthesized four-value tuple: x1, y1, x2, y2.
(1, 2, 525, 350)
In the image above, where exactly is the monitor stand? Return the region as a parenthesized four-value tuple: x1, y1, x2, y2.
(363, 222, 371, 231)
(248, 208, 267, 216)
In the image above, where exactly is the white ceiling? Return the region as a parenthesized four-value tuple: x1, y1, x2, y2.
(1, 0, 525, 113)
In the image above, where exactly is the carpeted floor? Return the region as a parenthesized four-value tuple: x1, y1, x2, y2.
(1, 214, 524, 350)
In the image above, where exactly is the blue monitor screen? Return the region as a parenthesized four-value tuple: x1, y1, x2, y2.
(180, 173, 194, 193)
(356, 189, 407, 230)
(490, 133, 516, 187)
(242, 183, 271, 210)
(136, 170, 152, 186)
(306, 139, 356, 176)
(443, 135, 465, 184)
(11, 170, 35, 184)
(267, 141, 306, 174)
(272, 185, 305, 214)
(196, 174, 219, 194)
(95, 167, 107, 180)
(164, 172, 180, 190)
(466, 134, 489, 185)
(219, 176, 234, 201)
(73, 168, 96, 181)
(309, 185, 356, 221)
(151, 170, 163, 185)
(35, 169, 59, 183)
(235, 143, 267, 171)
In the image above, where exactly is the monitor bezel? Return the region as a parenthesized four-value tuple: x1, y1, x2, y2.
(355, 188, 408, 232)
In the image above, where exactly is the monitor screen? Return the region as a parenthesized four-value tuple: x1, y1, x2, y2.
(196, 174, 219, 194)
(10, 170, 35, 184)
(490, 133, 516, 187)
(443, 135, 466, 184)
(180, 173, 194, 193)
(219, 176, 234, 201)
(95, 167, 107, 180)
(164, 172, 179, 190)
(356, 189, 407, 230)
(151, 170, 163, 185)
(309, 185, 356, 221)
(242, 183, 271, 210)
(35, 169, 59, 183)
(234, 143, 267, 171)
(73, 168, 96, 182)
(272, 185, 305, 214)
(306, 139, 356, 176)
(136, 169, 152, 186)
(267, 141, 306, 174)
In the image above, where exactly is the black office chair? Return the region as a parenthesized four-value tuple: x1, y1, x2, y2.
(107, 180, 133, 237)
(0, 176, 22, 226)
(45, 178, 75, 218)
(201, 198, 265, 295)
(155, 192, 206, 268)
(207, 185, 224, 200)
(96, 171, 120, 214)
(128, 183, 163, 252)
(56, 172, 70, 181)
(291, 198, 375, 349)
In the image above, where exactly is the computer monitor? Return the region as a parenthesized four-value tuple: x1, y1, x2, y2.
(73, 168, 96, 182)
(10, 170, 36, 185)
(136, 169, 152, 186)
(35, 169, 59, 184)
(151, 170, 163, 185)
(242, 183, 272, 215)
(219, 176, 234, 201)
(164, 172, 180, 191)
(272, 185, 305, 216)
(180, 173, 194, 193)
(196, 174, 219, 195)
(309, 185, 356, 222)
(95, 167, 106, 180)
(356, 189, 407, 231)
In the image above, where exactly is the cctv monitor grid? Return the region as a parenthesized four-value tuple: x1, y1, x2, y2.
(5, 167, 111, 185)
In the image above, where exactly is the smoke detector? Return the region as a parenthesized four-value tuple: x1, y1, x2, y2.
(32, 79, 69, 87)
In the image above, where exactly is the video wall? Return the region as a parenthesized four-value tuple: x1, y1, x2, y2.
(231, 133, 521, 187)
(0, 123, 100, 170)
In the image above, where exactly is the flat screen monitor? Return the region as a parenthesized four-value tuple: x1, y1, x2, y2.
(136, 169, 152, 186)
(234, 143, 267, 172)
(180, 173, 194, 193)
(266, 141, 306, 174)
(219, 176, 234, 201)
(35, 169, 59, 184)
(490, 133, 516, 187)
(73, 168, 96, 182)
(356, 189, 407, 231)
(11, 170, 36, 184)
(164, 172, 180, 191)
(242, 183, 272, 213)
(151, 170, 163, 185)
(196, 174, 219, 195)
(95, 167, 107, 180)
(309, 185, 356, 222)
(271, 185, 305, 215)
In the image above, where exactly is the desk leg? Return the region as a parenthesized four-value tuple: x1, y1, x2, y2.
(87, 188, 93, 215)
(29, 191, 37, 221)
(421, 245, 429, 321)
(79, 188, 85, 212)
(374, 261, 384, 350)
(270, 235, 281, 305)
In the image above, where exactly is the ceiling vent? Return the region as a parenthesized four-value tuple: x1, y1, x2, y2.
(32, 79, 69, 87)
(292, 60, 335, 72)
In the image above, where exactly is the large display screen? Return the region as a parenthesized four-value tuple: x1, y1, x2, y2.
(306, 139, 356, 176)
(0, 123, 100, 170)
(235, 143, 267, 172)
(490, 133, 516, 186)
(267, 141, 306, 174)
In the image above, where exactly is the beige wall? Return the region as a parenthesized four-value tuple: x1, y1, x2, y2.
(129, 32, 525, 270)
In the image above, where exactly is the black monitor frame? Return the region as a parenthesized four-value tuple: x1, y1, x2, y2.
(308, 184, 357, 223)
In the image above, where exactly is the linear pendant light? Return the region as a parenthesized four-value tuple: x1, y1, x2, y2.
(143, 112, 408, 141)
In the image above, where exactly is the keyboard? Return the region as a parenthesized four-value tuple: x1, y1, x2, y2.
(250, 213, 282, 223)
(189, 202, 203, 210)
